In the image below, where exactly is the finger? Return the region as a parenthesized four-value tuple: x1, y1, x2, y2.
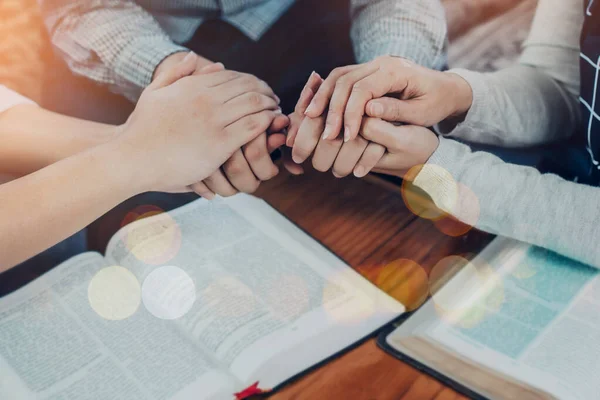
(194, 62, 225, 75)
(267, 133, 287, 153)
(344, 69, 408, 142)
(305, 65, 358, 118)
(332, 135, 369, 178)
(295, 71, 323, 114)
(243, 133, 279, 181)
(353, 142, 386, 178)
(286, 112, 303, 147)
(189, 181, 216, 200)
(281, 147, 305, 175)
(225, 110, 279, 149)
(150, 51, 197, 89)
(216, 74, 277, 103)
(292, 115, 326, 164)
(268, 114, 290, 134)
(223, 149, 261, 193)
(204, 169, 238, 197)
(366, 97, 424, 125)
(358, 117, 402, 149)
(311, 135, 343, 172)
(220, 93, 279, 126)
(323, 63, 379, 141)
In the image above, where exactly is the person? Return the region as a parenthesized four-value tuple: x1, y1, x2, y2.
(39, 0, 447, 198)
(0, 54, 287, 272)
(288, 0, 600, 268)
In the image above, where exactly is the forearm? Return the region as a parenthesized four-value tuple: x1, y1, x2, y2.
(415, 138, 600, 268)
(40, 0, 187, 99)
(350, 0, 447, 69)
(0, 142, 139, 271)
(438, 0, 583, 146)
(0, 105, 116, 177)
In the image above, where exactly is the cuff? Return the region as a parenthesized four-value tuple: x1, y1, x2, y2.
(0, 86, 37, 114)
(355, 38, 447, 71)
(114, 36, 188, 97)
(413, 137, 464, 213)
(435, 68, 490, 136)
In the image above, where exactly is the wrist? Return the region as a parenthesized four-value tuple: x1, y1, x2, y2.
(153, 51, 213, 82)
(445, 72, 473, 118)
(96, 129, 154, 197)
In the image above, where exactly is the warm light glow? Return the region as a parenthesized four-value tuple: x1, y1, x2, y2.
(142, 266, 196, 320)
(88, 266, 141, 320)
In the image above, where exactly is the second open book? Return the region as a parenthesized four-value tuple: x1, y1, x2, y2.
(386, 238, 600, 400)
(0, 195, 404, 400)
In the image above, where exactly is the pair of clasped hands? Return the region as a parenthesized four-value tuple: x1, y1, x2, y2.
(117, 52, 472, 199)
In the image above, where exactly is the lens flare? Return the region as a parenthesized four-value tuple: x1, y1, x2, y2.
(88, 266, 141, 321)
(142, 266, 196, 320)
(202, 276, 257, 318)
(434, 183, 480, 237)
(121, 205, 182, 266)
(372, 259, 429, 311)
(429, 255, 504, 328)
(401, 164, 458, 221)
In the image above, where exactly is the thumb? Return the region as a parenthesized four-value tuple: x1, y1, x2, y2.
(366, 97, 425, 125)
(150, 52, 198, 89)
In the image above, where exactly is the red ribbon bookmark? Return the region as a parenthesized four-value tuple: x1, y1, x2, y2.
(234, 382, 269, 399)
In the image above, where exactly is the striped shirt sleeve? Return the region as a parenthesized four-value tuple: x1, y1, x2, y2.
(350, 0, 448, 70)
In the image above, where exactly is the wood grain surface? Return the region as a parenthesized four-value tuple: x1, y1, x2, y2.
(253, 167, 492, 400)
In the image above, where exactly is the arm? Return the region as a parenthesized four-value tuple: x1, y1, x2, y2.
(0, 104, 115, 177)
(39, 0, 192, 100)
(414, 137, 600, 268)
(436, 0, 584, 147)
(350, 0, 447, 69)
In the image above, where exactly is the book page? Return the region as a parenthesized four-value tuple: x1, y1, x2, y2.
(388, 238, 599, 400)
(105, 194, 404, 390)
(0, 253, 235, 400)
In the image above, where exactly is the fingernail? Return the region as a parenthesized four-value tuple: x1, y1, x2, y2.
(275, 107, 283, 114)
(214, 62, 225, 69)
(344, 126, 351, 142)
(322, 126, 332, 140)
(369, 102, 384, 117)
(183, 51, 196, 62)
(292, 154, 302, 164)
(305, 103, 317, 116)
(275, 95, 281, 104)
(354, 166, 366, 178)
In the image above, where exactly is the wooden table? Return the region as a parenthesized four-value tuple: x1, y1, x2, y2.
(254, 167, 492, 400)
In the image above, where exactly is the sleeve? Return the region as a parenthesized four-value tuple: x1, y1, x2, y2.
(413, 137, 600, 268)
(436, 0, 584, 147)
(350, 0, 448, 70)
(0, 86, 37, 114)
(39, 0, 188, 100)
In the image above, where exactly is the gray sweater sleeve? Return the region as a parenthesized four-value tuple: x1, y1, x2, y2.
(412, 0, 600, 268)
(415, 138, 600, 268)
(437, 0, 584, 147)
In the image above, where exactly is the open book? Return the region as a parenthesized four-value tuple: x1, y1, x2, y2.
(385, 238, 600, 400)
(0, 195, 404, 400)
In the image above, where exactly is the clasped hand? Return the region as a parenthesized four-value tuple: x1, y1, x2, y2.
(286, 56, 473, 179)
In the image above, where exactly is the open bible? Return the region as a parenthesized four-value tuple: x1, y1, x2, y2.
(384, 238, 600, 400)
(0, 195, 404, 400)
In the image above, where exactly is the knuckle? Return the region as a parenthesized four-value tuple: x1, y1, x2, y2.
(244, 144, 265, 163)
(225, 159, 246, 175)
(247, 92, 262, 107)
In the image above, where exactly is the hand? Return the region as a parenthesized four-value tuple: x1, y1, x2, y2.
(153, 51, 213, 82)
(158, 53, 288, 198)
(305, 56, 473, 142)
(287, 72, 386, 178)
(117, 53, 282, 193)
(359, 118, 440, 178)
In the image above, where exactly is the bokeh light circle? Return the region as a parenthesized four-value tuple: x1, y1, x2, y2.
(429, 255, 504, 328)
(401, 164, 458, 221)
(142, 266, 196, 320)
(202, 276, 257, 318)
(121, 205, 182, 265)
(265, 275, 310, 321)
(88, 266, 141, 321)
(373, 259, 429, 311)
(434, 183, 480, 237)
